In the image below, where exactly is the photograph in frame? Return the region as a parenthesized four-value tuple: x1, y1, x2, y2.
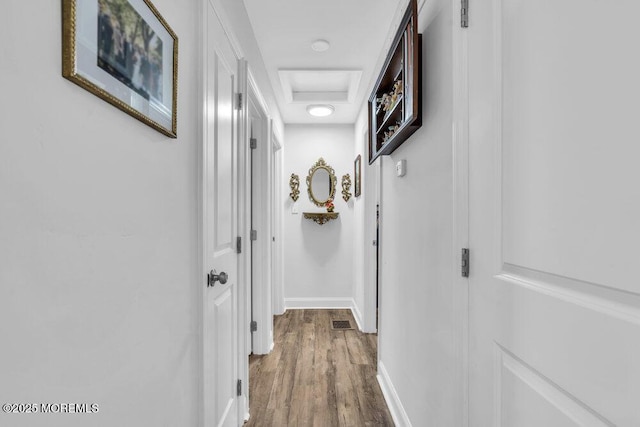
(62, 0, 178, 137)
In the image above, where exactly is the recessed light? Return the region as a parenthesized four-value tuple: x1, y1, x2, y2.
(307, 104, 335, 117)
(311, 39, 330, 52)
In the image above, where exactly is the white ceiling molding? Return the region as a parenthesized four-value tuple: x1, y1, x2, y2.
(206, 0, 245, 59)
(278, 69, 362, 104)
(248, 68, 271, 118)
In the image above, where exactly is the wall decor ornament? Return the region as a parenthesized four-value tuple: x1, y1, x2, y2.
(289, 173, 300, 201)
(354, 155, 362, 197)
(341, 174, 352, 202)
(62, 0, 178, 137)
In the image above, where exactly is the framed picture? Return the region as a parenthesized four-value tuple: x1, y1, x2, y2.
(354, 154, 362, 197)
(62, 0, 178, 137)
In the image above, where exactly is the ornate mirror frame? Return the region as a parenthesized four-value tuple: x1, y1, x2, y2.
(306, 158, 337, 207)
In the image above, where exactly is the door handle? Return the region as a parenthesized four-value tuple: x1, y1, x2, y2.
(208, 270, 228, 287)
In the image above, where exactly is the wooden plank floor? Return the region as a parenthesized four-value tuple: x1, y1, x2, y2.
(245, 309, 394, 427)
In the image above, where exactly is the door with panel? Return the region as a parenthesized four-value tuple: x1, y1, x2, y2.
(468, 0, 640, 425)
(203, 2, 241, 426)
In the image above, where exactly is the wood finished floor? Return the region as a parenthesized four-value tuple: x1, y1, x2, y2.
(245, 309, 394, 427)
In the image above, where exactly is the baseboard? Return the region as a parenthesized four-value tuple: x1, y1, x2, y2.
(377, 360, 412, 427)
(284, 297, 353, 309)
(350, 299, 364, 332)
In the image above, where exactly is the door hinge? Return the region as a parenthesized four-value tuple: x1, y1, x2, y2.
(250, 320, 257, 332)
(236, 236, 242, 254)
(237, 379, 242, 396)
(235, 93, 243, 110)
(461, 0, 469, 28)
(250, 138, 257, 149)
(461, 248, 470, 277)
(250, 229, 257, 241)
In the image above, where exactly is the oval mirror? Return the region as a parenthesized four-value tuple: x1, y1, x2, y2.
(311, 168, 331, 202)
(306, 158, 337, 207)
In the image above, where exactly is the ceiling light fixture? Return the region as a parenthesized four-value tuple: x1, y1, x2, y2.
(307, 104, 335, 117)
(311, 39, 330, 52)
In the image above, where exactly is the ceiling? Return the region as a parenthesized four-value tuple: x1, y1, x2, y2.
(243, 0, 404, 124)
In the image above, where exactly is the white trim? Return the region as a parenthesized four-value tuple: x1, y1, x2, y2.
(196, 1, 207, 425)
(271, 130, 285, 316)
(206, 0, 245, 59)
(350, 298, 364, 332)
(237, 57, 251, 425)
(248, 86, 273, 356)
(377, 361, 412, 427)
(451, 0, 471, 424)
(248, 70, 271, 119)
(284, 297, 354, 310)
(363, 153, 382, 334)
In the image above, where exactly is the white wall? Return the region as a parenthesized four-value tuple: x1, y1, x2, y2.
(370, 0, 463, 425)
(282, 125, 356, 308)
(2, 1, 200, 426)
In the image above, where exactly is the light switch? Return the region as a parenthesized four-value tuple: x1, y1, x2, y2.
(292, 203, 299, 214)
(396, 159, 406, 177)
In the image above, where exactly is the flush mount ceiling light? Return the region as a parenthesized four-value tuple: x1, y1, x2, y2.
(307, 104, 335, 117)
(311, 39, 330, 52)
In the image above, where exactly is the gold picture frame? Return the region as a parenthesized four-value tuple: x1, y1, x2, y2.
(354, 154, 362, 197)
(62, 0, 178, 137)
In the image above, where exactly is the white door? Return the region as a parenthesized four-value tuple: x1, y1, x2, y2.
(203, 3, 240, 426)
(468, 1, 640, 426)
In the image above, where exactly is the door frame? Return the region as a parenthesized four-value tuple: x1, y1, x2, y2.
(363, 131, 381, 334)
(248, 76, 274, 356)
(452, 0, 470, 424)
(271, 131, 285, 316)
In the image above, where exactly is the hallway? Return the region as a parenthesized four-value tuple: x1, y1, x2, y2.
(246, 310, 393, 426)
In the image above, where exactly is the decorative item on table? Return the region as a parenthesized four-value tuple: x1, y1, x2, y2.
(289, 173, 300, 201)
(325, 199, 335, 213)
(341, 174, 352, 202)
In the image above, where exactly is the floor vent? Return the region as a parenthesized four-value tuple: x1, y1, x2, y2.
(331, 320, 354, 330)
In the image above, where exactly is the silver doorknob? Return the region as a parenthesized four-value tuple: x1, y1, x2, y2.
(208, 270, 228, 287)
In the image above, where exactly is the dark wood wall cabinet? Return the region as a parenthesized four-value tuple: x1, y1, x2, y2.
(368, 0, 422, 164)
